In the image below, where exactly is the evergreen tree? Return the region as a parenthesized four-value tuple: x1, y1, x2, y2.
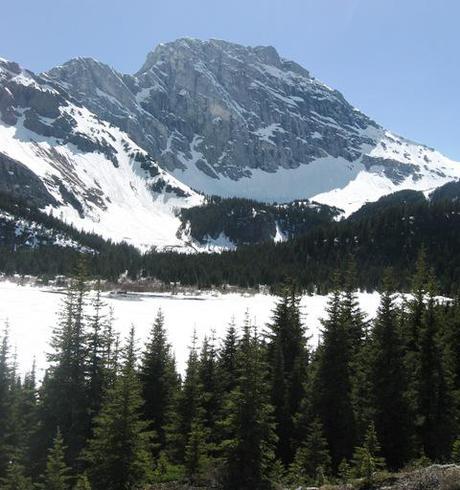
(417, 280, 455, 460)
(0, 328, 13, 478)
(340, 262, 373, 443)
(370, 271, 414, 468)
(84, 327, 153, 490)
(41, 429, 71, 490)
(351, 423, 386, 482)
(37, 269, 90, 469)
(312, 287, 356, 469)
(266, 288, 309, 464)
(289, 417, 331, 484)
(223, 320, 277, 490)
(184, 419, 210, 484)
(86, 284, 111, 426)
(0, 463, 33, 490)
(451, 438, 460, 464)
(73, 474, 91, 490)
(139, 309, 179, 456)
(198, 333, 221, 453)
(176, 332, 204, 461)
(218, 320, 239, 395)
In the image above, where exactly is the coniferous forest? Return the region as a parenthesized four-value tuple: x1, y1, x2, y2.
(2, 256, 460, 489)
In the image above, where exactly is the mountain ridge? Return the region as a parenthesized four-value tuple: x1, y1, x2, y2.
(0, 39, 459, 250)
(45, 38, 460, 214)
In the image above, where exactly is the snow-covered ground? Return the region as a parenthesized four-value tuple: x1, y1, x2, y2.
(0, 281, 382, 377)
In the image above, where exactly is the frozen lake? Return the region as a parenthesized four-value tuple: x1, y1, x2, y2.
(0, 281, 382, 376)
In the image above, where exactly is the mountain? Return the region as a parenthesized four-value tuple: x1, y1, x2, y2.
(1, 39, 459, 252)
(46, 38, 460, 214)
(0, 57, 203, 251)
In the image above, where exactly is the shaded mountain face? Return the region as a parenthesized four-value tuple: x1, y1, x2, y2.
(46, 38, 460, 213)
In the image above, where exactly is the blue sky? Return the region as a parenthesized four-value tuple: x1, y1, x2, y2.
(2, 0, 459, 159)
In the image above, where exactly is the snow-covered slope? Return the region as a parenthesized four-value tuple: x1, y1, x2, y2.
(1, 40, 459, 249)
(0, 58, 203, 250)
(46, 39, 460, 215)
(0, 209, 94, 252)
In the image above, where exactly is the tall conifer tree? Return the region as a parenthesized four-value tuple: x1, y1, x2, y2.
(84, 327, 153, 490)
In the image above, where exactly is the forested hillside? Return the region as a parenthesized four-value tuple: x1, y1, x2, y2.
(142, 188, 460, 293)
(179, 196, 340, 246)
(1, 259, 460, 489)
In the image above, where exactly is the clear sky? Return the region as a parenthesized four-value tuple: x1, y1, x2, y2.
(2, 0, 459, 160)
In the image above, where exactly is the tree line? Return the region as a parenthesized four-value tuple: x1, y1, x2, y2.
(1, 256, 460, 488)
(1, 188, 460, 295)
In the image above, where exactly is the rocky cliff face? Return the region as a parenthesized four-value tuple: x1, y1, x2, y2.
(0, 57, 203, 251)
(0, 39, 459, 250)
(46, 38, 460, 213)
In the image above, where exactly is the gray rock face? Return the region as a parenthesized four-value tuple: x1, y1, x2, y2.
(46, 39, 377, 179)
(0, 152, 58, 208)
(44, 38, 460, 209)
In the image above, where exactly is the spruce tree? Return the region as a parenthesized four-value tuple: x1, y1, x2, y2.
(184, 419, 210, 484)
(351, 423, 386, 482)
(84, 327, 153, 490)
(312, 287, 356, 469)
(417, 280, 455, 460)
(0, 328, 13, 478)
(266, 288, 309, 464)
(289, 417, 331, 485)
(223, 320, 277, 490)
(198, 333, 221, 453)
(73, 474, 91, 490)
(176, 332, 204, 461)
(139, 309, 179, 455)
(41, 429, 71, 490)
(370, 271, 414, 468)
(0, 463, 33, 490)
(37, 270, 90, 469)
(86, 284, 111, 426)
(218, 320, 239, 395)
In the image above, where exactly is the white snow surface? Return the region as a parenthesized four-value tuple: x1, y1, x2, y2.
(172, 128, 460, 216)
(0, 74, 203, 251)
(0, 281, 382, 377)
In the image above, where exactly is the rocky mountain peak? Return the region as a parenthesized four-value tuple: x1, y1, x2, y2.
(16, 38, 460, 215)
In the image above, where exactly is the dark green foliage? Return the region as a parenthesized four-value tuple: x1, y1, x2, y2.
(0, 463, 34, 490)
(180, 195, 338, 246)
(175, 333, 204, 462)
(3, 257, 460, 487)
(417, 284, 455, 460)
(138, 188, 460, 293)
(84, 327, 153, 490)
(198, 334, 221, 456)
(0, 328, 14, 477)
(351, 423, 386, 482)
(184, 420, 210, 483)
(222, 321, 277, 489)
(37, 269, 90, 469)
(289, 417, 331, 485)
(370, 271, 414, 468)
(40, 429, 71, 490)
(139, 310, 180, 456)
(312, 288, 356, 469)
(2, 183, 460, 294)
(73, 474, 91, 490)
(266, 288, 308, 464)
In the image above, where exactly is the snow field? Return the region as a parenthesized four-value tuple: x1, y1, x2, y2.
(0, 281, 381, 377)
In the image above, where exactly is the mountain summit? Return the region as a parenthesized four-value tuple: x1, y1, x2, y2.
(0, 39, 458, 250)
(46, 38, 460, 213)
